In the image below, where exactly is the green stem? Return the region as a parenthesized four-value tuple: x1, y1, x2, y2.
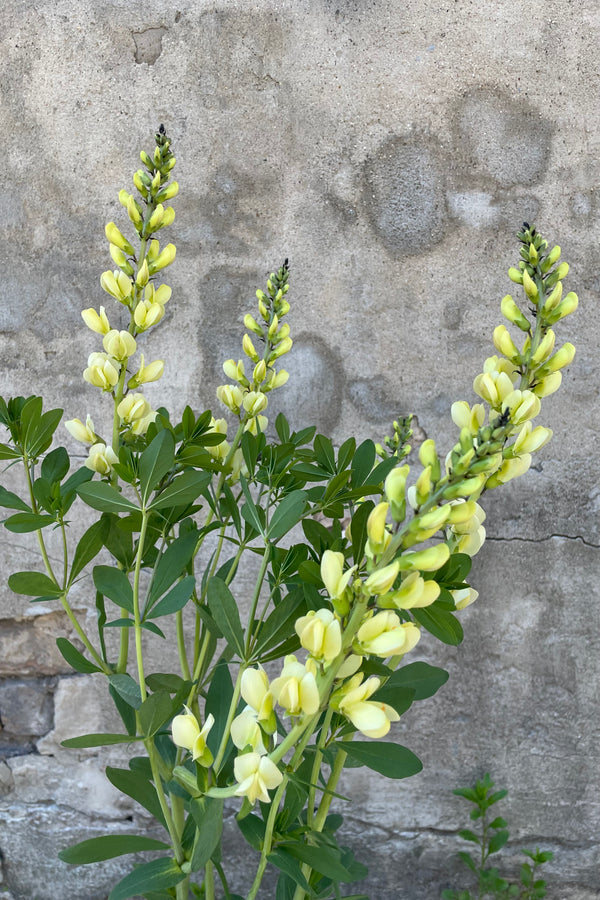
(307, 707, 334, 828)
(214, 860, 232, 899)
(143, 731, 183, 862)
(245, 543, 271, 658)
(133, 511, 150, 701)
(204, 860, 215, 900)
(176, 608, 191, 681)
(245, 776, 289, 900)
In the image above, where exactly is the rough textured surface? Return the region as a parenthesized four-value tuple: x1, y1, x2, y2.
(0, 0, 599, 898)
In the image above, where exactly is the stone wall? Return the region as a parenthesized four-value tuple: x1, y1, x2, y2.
(0, 1, 599, 898)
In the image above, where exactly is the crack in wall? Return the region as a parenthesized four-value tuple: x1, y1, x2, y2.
(486, 533, 600, 549)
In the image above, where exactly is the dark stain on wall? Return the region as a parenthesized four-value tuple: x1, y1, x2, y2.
(362, 136, 448, 257)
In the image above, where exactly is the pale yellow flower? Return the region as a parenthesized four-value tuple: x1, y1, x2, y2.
(84, 442, 118, 475)
(233, 752, 282, 804)
(171, 706, 214, 767)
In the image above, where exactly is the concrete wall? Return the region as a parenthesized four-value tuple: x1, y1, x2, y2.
(0, 0, 598, 897)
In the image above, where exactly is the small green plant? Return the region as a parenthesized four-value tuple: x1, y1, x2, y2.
(442, 773, 553, 900)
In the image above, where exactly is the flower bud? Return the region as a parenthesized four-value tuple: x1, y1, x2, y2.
(117, 392, 151, 426)
(105, 222, 134, 255)
(522, 269, 538, 300)
(244, 314, 263, 336)
(242, 391, 268, 416)
(128, 354, 164, 388)
(537, 342, 575, 375)
(512, 422, 552, 455)
(136, 258, 150, 288)
(109, 244, 134, 276)
(398, 543, 450, 572)
(493, 325, 519, 360)
(84, 442, 118, 475)
(367, 502, 389, 554)
(271, 336, 292, 359)
(418, 439, 440, 481)
(384, 465, 409, 522)
(134, 300, 165, 330)
(295, 609, 342, 662)
(82, 306, 111, 335)
(452, 587, 479, 610)
(501, 295, 530, 332)
(156, 181, 179, 202)
(507, 267, 524, 284)
(364, 561, 400, 596)
(540, 245, 560, 272)
(382, 570, 440, 610)
(242, 334, 259, 362)
(541, 281, 562, 314)
(531, 329, 555, 366)
(149, 243, 176, 274)
(103, 329, 137, 361)
(65, 415, 96, 444)
(547, 292, 578, 323)
(532, 372, 562, 398)
(253, 360, 267, 385)
(83, 353, 120, 391)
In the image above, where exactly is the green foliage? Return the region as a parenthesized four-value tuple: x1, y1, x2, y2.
(442, 774, 553, 900)
(0, 127, 575, 900)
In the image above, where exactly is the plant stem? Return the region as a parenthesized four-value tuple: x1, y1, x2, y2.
(133, 511, 150, 700)
(245, 543, 271, 658)
(204, 860, 215, 900)
(245, 776, 289, 900)
(307, 707, 334, 828)
(176, 608, 191, 680)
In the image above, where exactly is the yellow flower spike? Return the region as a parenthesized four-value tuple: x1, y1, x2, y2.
(493, 325, 519, 360)
(367, 502, 389, 554)
(84, 442, 118, 475)
(522, 269, 538, 300)
(105, 222, 134, 255)
(295, 609, 342, 662)
(270, 655, 320, 717)
(65, 415, 96, 444)
(117, 392, 152, 426)
(244, 314, 263, 337)
(83, 352, 120, 391)
(271, 336, 292, 359)
(242, 391, 268, 417)
(501, 295, 530, 332)
(242, 333, 260, 362)
(364, 561, 400, 596)
(103, 329, 137, 362)
(382, 571, 440, 610)
(531, 329, 556, 366)
(81, 306, 111, 335)
(136, 259, 150, 288)
(398, 543, 451, 572)
(332, 673, 399, 739)
(532, 372, 562, 398)
(149, 243, 176, 275)
(233, 753, 283, 805)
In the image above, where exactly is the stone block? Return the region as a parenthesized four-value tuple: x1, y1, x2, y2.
(0, 678, 54, 738)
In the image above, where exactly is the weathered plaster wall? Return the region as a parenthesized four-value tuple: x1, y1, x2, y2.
(0, 0, 598, 898)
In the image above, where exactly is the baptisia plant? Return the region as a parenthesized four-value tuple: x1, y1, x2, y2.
(0, 129, 577, 900)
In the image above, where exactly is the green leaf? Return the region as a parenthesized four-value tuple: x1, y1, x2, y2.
(148, 530, 198, 604)
(41, 446, 70, 485)
(108, 857, 185, 900)
(138, 691, 174, 738)
(313, 434, 336, 473)
(488, 829, 510, 854)
(189, 797, 224, 871)
(412, 603, 464, 646)
(147, 576, 195, 619)
(252, 587, 306, 656)
(108, 674, 143, 710)
(370, 683, 415, 717)
(77, 481, 139, 513)
(350, 440, 376, 486)
(59, 834, 169, 865)
(268, 849, 313, 893)
(0, 486, 30, 512)
(4, 512, 55, 533)
(268, 491, 307, 542)
(458, 829, 480, 844)
(26, 407, 64, 457)
(56, 638, 102, 674)
(62, 733, 141, 748)
(350, 500, 375, 565)
(70, 518, 111, 580)
(339, 741, 423, 779)
(239, 474, 265, 536)
(0, 443, 21, 460)
(93, 566, 134, 613)
(434, 552, 472, 587)
(205, 660, 234, 760)
(381, 661, 449, 701)
(279, 842, 356, 883)
(8, 571, 61, 597)
(105, 766, 166, 826)
(236, 812, 265, 852)
(207, 577, 245, 659)
(139, 430, 176, 505)
(109, 684, 137, 737)
(148, 470, 211, 510)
